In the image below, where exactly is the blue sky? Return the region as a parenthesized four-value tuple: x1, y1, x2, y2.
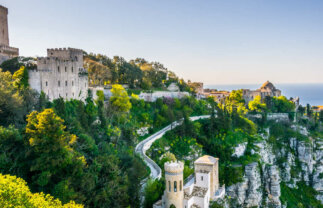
(2, 0, 323, 84)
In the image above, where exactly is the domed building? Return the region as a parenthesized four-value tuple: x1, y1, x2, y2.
(242, 81, 281, 103)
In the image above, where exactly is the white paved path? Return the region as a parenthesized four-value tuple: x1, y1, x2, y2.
(135, 115, 210, 180)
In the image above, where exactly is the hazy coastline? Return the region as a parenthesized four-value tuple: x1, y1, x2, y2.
(205, 83, 323, 106)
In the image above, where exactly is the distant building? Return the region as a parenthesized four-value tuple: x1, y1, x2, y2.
(313, 106, 323, 113)
(167, 83, 180, 92)
(139, 91, 190, 102)
(202, 90, 230, 104)
(28, 48, 88, 101)
(242, 81, 281, 103)
(0, 5, 19, 63)
(187, 81, 204, 94)
(154, 155, 225, 208)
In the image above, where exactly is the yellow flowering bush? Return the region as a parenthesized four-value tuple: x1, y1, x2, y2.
(0, 174, 83, 208)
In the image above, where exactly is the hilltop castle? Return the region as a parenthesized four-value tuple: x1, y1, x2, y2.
(0, 5, 19, 63)
(154, 155, 225, 208)
(28, 48, 88, 101)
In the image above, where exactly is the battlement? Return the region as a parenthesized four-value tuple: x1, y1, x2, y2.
(0, 5, 8, 13)
(0, 44, 19, 54)
(165, 161, 184, 173)
(47, 47, 83, 60)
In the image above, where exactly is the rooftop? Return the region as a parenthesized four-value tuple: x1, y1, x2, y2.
(194, 155, 218, 165)
(184, 186, 208, 199)
(260, 80, 276, 90)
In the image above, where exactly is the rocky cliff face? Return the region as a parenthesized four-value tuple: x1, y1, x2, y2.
(223, 124, 323, 208)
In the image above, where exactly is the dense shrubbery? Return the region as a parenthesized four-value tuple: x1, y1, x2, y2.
(85, 54, 193, 92)
(0, 173, 82, 208)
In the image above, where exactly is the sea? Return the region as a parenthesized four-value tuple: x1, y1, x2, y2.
(204, 83, 323, 106)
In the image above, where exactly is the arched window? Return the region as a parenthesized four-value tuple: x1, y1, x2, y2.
(168, 181, 171, 192)
(174, 181, 177, 192)
(180, 180, 182, 191)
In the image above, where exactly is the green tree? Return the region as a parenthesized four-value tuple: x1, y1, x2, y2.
(225, 89, 247, 115)
(12, 66, 29, 90)
(0, 68, 23, 126)
(0, 173, 82, 208)
(0, 126, 26, 177)
(144, 179, 164, 208)
(109, 84, 132, 113)
(272, 96, 295, 113)
(25, 109, 85, 191)
(319, 110, 323, 122)
(248, 95, 267, 112)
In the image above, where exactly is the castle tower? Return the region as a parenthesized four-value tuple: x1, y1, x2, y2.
(194, 155, 219, 199)
(0, 5, 18, 63)
(0, 5, 9, 46)
(164, 161, 184, 208)
(29, 48, 88, 101)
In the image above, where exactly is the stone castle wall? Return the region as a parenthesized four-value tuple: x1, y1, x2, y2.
(29, 48, 88, 101)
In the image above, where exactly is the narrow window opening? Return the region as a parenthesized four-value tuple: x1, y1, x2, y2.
(58, 66, 60, 72)
(72, 81, 74, 86)
(201, 176, 203, 181)
(168, 181, 171, 192)
(45, 81, 48, 86)
(72, 67, 73, 73)
(65, 67, 67, 72)
(58, 81, 60, 87)
(174, 181, 177, 192)
(180, 180, 182, 191)
(65, 81, 68, 86)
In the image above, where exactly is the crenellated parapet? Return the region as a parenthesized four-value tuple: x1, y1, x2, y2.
(47, 47, 83, 60)
(165, 161, 184, 174)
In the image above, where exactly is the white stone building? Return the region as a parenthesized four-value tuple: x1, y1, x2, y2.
(28, 48, 88, 101)
(154, 155, 225, 208)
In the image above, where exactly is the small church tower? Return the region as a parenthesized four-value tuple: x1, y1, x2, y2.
(164, 161, 184, 208)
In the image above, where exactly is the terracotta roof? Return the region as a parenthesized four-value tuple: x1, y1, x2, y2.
(194, 155, 218, 165)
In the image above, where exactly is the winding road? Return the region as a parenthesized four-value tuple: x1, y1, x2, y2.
(135, 115, 210, 180)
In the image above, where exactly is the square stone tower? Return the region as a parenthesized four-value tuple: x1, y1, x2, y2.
(28, 48, 88, 101)
(0, 5, 19, 63)
(194, 155, 219, 199)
